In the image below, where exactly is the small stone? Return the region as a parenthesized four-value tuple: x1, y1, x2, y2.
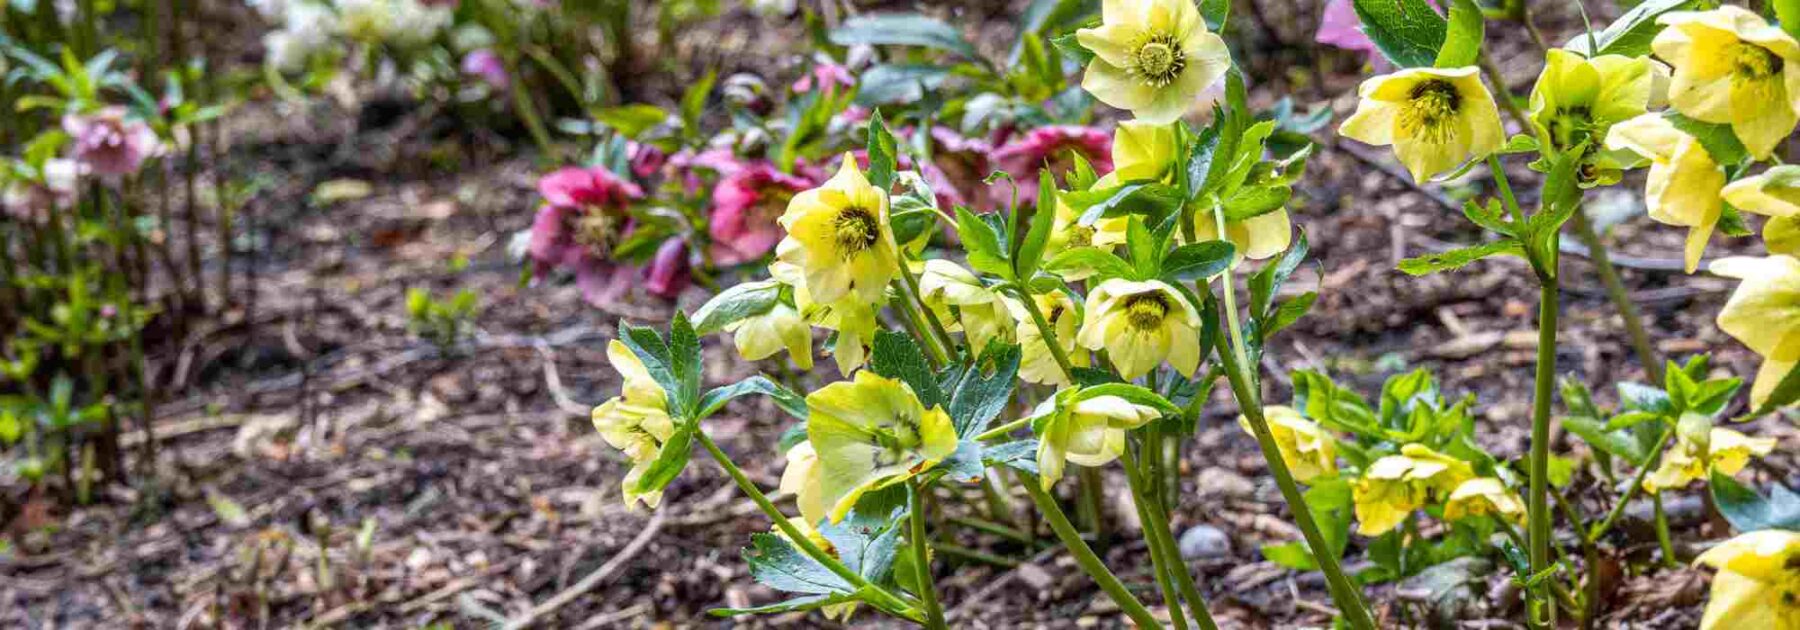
(1016, 562, 1055, 591)
(1196, 466, 1255, 499)
(1178, 524, 1232, 560)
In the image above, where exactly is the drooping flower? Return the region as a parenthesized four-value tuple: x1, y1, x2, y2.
(2, 159, 79, 223)
(1075, 0, 1232, 124)
(1654, 6, 1800, 160)
(1338, 66, 1505, 182)
(593, 340, 678, 510)
(1442, 477, 1525, 525)
(1192, 206, 1293, 261)
(1075, 279, 1203, 380)
(709, 163, 813, 265)
(776, 155, 899, 306)
(723, 292, 814, 370)
(1005, 290, 1091, 386)
(1714, 254, 1800, 408)
(460, 49, 510, 90)
(1605, 114, 1727, 273)
(1044, 195, 1130, 280)
(1693, 529, 1800, 630)
(919, 259, 1015, 352)
(991, 126, 1113, 206)
(778, 440, 829, 526)
(1722, 166, 1800, 221)
(1239, 406, 1337, 483)
(527, 166, 646, 306)
(1352, 444, 1475, 536)
(1643, 426, 1778, 493)
(806, 371, 957, 522)
(1028, 388, 1164, 489)
(773, 255, 880, 375)
(644, 237, 691, 298)
(62, 107, 162, 178)
(1529, 48, 1670, 186)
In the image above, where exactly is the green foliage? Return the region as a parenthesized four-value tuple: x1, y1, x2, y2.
(405, 287, 479, 351)
(829, 14, 983, 60)
(1434, 0, 1485, 68)
(1353, 0, 1449, 69)
(1564, 0, 1701, 57)
(1711, 473, 1800, 533)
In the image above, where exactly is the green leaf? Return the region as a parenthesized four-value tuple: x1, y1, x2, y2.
(1049, 32, 1095, 65)
(710, 593, 861, 617)
(1711, 472, 1800, 533)
(1201, 0, 1231, 31)
(1751, 362, 1800, 416)
(1071, 383, 1179, 414)
(870, 330, 945, 409)
(1162, 241, 1237, 281)
(594, 104, 669, 139)
(982, 439, 1039, 474)
(1561, 413, 1650, 463)
(1260, 291, 1317, 339)
(866, 109, 899, 192)
(1291, 370, 1381, 437)
(1249, 229, 1309, 319)
(742, 532, 856, 595)
(944, 342, 1022, 438)
(822, 506, 907, 582)
(670, 313, 704, 414)
(829, 14, 982, 60)
(1434, 0, 1484, 68)
(1663, 112, 1749, 167)
(1219, 184, 1292, 221)
(692, 281, 782, 335)
(856, 64, 952, 106)
(617, 320, 684, 413)
(1397, 239, 1524, 276)
(1126, 215, 1159, 279)
(957, 206, 1011, 277)
(1044, 246, 1136, 281)
(680, 70, 717, 135)
(698, 376, 807, 421)
(1563, 0, 1699, 58)
(1462, 198, 1515, 236)
(1353, 0, 1449, 69)
(631, 424, 695, 495)
(1014, 171, 1059, 280)
(1067, 182, 1184, 226)
(937, 440, 988, 483)
(1779, 0, 1800, 41)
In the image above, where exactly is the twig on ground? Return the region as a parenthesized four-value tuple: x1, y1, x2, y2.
(504, 511, 667, 629)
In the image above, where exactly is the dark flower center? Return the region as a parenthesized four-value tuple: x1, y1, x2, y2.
(1400, 79, 1462, 143)
(834, 205, 881, 258)
(1734, 43, 1784, 80)
(1122, 292, 1170, 330)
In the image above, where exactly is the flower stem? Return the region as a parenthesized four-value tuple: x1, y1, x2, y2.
(1021, 478, 1163, 629)
(1526, 278, 1560, 630)
(1014, 286, 1079, 379)
(895, 257, 959, 361)
(1124, 447, 1220, 630)
(1652, 492, 1679, 568)
(1587, 424, 1675, 541)
(908, 480, 948, 630)
(976, 417, 1031, 441)
(694, 430, 921, 621)
(1570, 211, 1662, 383)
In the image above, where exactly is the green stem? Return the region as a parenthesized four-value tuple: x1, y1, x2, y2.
(896, 259, 958, 362)
(1014, 286, 1078, 379)
(976, 417, 1031, 441)
(694, 431, 921, 621)
(891, 291, 947, 369)
(1527, 278, 1560, 630)
(1021, 479, 1162, 629)
(948, 514, 1033, 545)
(909, 480, 948, 630)
(1123, 449, 1189, 630)
(1125, 448, 1220, 630)
(1587, 424, 1676, 541)
(1487, 156, 1525, 222)
(507, 58, 558, 161)
(1570, 211, 1662, 382)
(1652, 492, 1679, 568)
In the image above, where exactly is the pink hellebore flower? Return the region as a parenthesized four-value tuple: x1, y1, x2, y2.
(851, 150, 966, 211)
(2, 159, 80, 223)
(1316, 0, 1427, 70)
(460, 49, 510, 90)
(668, 147, 744, 195)
(63, 107, 162, 178)
(627, 141, 668, 182)
(644, 237, 692, 298)
(709, 162, 814, 265)
(990, 125, 1113, 205)
(792, 62, 855, 94)
(527, 166, 646, 306)
(929, 126, 997, 211)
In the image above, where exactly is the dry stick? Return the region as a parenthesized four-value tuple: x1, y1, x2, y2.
(503, 510, 666, 630)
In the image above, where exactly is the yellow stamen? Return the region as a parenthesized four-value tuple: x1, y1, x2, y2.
(1131, 32, 1186, 87)
(1399, 79, 1463, 144)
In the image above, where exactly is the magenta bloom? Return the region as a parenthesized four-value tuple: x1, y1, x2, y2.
(1317, 0, 1426, 69)
(792, 62, 854, 94)
(644, 237, 692, 298)
(2, 159, 79, 223)
(708, 162, 813, 265)
(668, 147, 743, 194)
(527, 166, 646, 306)
(990, 125, 1112, 205)
(63, 107, 161, 178)
(928, 126, 997, 211)
(627, 141, 668, 182)
(461, 49, 510, 90)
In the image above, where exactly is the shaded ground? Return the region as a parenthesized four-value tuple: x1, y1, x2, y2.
(3, 1, 1798, 628)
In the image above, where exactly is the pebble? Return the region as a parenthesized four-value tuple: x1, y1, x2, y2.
(1178, 524, 1232, 560)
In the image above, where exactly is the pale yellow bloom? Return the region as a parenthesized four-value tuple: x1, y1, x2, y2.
(1044, 194, 1130, 281)
(1769, 216, 1800, 256)
(1605, 114, 1727, 272)
(1443, 477, 1525, 525)
(1112, 120, 1179, 182)
(1352, 444, 1475, 536)
(1339, 66, 1505, 182)
(1192, 206, 1293, 261)
(1075, 279, 1203, 380)
(777, 155, 898, 305)
(1005, 291, 1091, 386)
(1644, 427, 1779, 492)
(1694, 529, 1800, 630)
(1654, 5, 1800, 159)
(592, 340, 678, 510)
(919, 259, 1015, 352)
(773, 255, 880, 375)
(1723, 166, 1800, 220)
(1712, 255, 1800, 408)
(778, 441, 828, 527)
(1076, 0, 1231, 124)
(1238, 406, 1337, 482)
(807, 371, 957, 522)
(1029, 389, 1164, 489)
(1529, 48, 1670, 184)
(724, 300, 813, 370)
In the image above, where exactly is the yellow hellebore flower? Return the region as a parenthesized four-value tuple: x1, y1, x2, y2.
(1076, 278, 1203, 380)
(1644, 427, 1779, 492)
(1047, 182, 1134, 282)
(1339, 66, 1505, 182)
(592, 340, 678, 510)
(778, 440, 829, 527)
(1694, 529, 1800, 630)
(1112, 120, 1179, 182)
(1723, 166, 1800, 221)
(1769, 216, 1800, 256)
(1192, 206, 1293, 261)
(777, 154, 899, 306)
(1605, 114, 1727, 273)
(1005, 291, 1092, 386)
(1713, 255, 1800, 407)
(724, 299, 814, 371)
(1029, 389, 1164, 489)
(1654, 6, 1800, 160)
(1529, 48, 1670, 185)
(1442, 477, 1525, 525)
(1352, 444, 1475, 536)
(1075, 0, 1231, 124)
(806, 371, 957, 522)
(1238, 406, 1337, 482)
(919, 259, 1015, 352)
(773, 255, 881, 375)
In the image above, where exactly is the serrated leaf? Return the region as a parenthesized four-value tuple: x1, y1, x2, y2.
(709, 593, 860, 617)
(1068, 182, 1184, 226)
(1044, 246, 1137, 280)
(830, 14, 981, 60)
(1353, 0, 1449, 69)
(822, 506, 906, 582)
(1050, 32, 1095, 65)
(617, 321, 684, 413)
(670, 313, 704, 413)
(982, 439, 1039, 474)
(1261, 291, 1317, 338)
(1462, 198, 1514, 236)
(1561, 413, 1651, 463)
(698, 376, 807, 421)
(1434, 0, 1484, 68)
(743, 532, 855, 595)
(1711, 472, 1800, 533)
(945, 342, 1021, 438)
(1397, 239, 1524, 275)
(937, 440, 987, 483)
(870, 331, 945, 409)
(1220, 184, 1291, 221)
(693, 281, 782, 335)
(956, 205, 1010, 277)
